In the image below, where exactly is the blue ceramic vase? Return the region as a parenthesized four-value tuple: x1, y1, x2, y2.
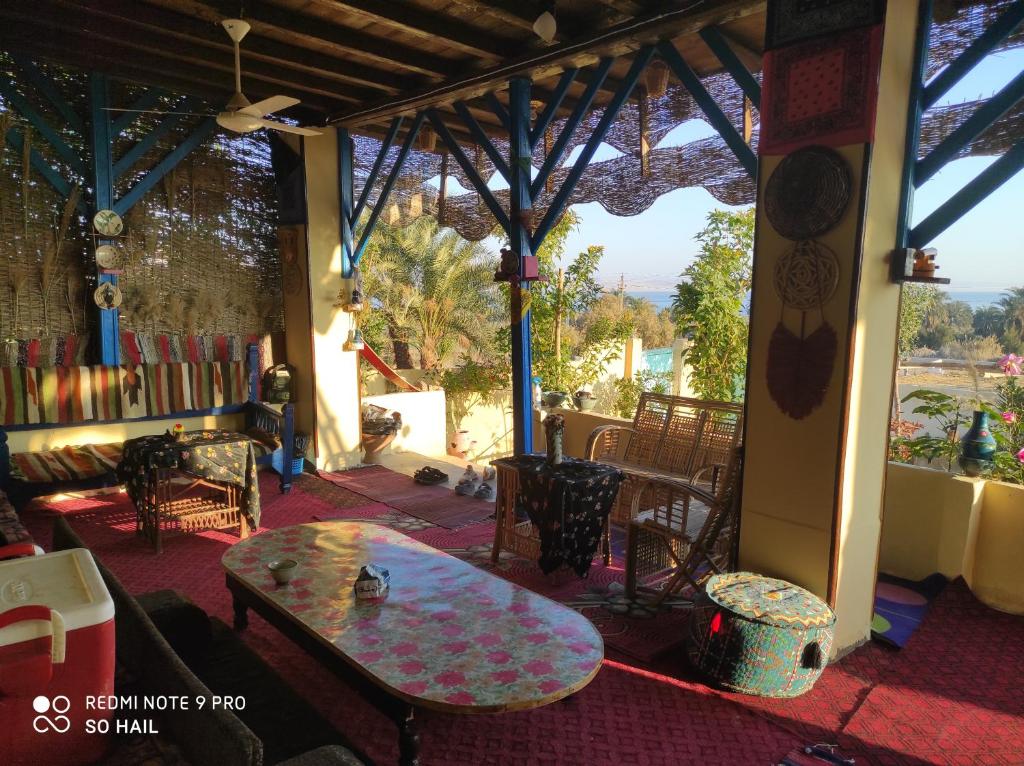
(959, 410, 997, 477)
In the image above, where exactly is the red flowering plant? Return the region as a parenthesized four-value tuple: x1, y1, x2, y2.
(982, 354, 1024, 484)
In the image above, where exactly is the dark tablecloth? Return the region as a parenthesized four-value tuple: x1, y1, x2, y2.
(117, 430, 261, 530)
(501, 454, 622, 577)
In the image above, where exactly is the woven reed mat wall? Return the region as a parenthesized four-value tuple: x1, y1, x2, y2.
(354, 0, 1024, 242)
(0, 62, 283, 366)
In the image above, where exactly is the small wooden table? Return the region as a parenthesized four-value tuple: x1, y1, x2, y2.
(222, 522, 604, 765)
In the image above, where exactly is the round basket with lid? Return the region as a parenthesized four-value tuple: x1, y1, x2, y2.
(688, 572, 836, 697)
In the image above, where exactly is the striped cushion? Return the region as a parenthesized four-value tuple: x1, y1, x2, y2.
(0, 362, 247, 427)
(10, 443, 122, 484)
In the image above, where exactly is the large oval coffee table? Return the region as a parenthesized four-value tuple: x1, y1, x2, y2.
(222, 521, 604, 765)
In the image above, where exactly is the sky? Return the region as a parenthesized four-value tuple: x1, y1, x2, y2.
(546, 46, 1024, 293)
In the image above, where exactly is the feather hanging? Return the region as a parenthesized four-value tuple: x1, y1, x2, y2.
(766, 321, 837, 419)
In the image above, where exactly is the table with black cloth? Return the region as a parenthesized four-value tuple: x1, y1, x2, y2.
(502, 454, 623, 577)
(117, 430, 261, 552)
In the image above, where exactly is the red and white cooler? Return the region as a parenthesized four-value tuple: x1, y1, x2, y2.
(0, 545, 115, 765)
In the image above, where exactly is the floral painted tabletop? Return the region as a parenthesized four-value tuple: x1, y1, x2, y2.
(222, 521, 604, 712)
(118, 430, 261, 530)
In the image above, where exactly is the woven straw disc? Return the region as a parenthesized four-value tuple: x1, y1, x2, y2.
(764, 146, 852, 240)
(773, 240, 840, 310)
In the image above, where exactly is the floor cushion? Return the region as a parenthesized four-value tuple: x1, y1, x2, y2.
(10, 442, 123, 484)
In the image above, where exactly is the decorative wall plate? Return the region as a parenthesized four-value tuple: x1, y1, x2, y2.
(95, 244, 122, 270)
(773, 240, 840, 310)
(764, 146, 852, 240)
(94, 282, 123, 310)
(93, 209, 124, 237)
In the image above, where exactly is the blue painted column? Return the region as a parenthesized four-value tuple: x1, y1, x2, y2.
(338, 128, 356, 278)
(508, 78, 534, 455)
(90, 73, 120, 365)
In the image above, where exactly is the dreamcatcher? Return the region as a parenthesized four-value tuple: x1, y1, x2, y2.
(763, 146, 851, 420)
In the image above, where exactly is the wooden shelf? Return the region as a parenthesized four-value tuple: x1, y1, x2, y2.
(896, 275, 951, 285)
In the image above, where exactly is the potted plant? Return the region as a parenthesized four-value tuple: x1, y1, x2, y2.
(573, 390, 597, 412)
(542, 390, 569, 408)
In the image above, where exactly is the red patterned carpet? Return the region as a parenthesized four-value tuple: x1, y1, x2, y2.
(21, 472, 1024, 766)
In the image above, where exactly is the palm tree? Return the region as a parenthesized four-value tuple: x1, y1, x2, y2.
(359, 217, 500, 370)
(998, 287, 1024, 337)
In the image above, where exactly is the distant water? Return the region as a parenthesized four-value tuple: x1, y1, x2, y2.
(626, 289, 1006, 313)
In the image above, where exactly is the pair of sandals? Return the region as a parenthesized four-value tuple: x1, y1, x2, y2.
(413, 466, 449, 485)
(456, 465, 495, 500)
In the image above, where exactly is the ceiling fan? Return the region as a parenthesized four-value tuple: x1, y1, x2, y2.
(106, 18, 322, 137)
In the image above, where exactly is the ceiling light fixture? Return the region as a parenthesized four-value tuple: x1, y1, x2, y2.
(533, 1, 557, 44)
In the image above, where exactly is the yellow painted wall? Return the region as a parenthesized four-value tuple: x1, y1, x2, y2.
(301, 130, 362, 471)
(739, 3, 919, 654)
(364, 390, 448, 458)
(6, 413, 243, 453)
(970, 480, 1024, 614)
(532, 407, 630, 458)
(880, 463, 984, 580)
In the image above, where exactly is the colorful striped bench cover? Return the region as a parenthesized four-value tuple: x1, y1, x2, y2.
(0, 361, 248, 427)
(10, 443, 123, 484)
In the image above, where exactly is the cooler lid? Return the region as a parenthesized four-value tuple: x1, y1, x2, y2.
(0, 548, 114, 646)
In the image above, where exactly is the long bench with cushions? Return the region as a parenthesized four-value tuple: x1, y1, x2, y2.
(0, 344, 299, 499)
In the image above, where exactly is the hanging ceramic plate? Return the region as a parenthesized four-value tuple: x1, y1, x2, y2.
(93, 209, 124, 237)
(93, 282, 123, 310)
(95, 244, 122, 270)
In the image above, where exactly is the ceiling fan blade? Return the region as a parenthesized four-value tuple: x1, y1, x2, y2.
(258, 119, 322, 136)
(241, 95, 301, 117)
(103, 108, 212, 116)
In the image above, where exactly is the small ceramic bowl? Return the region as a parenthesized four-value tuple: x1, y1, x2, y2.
(268, 559, 298, 585)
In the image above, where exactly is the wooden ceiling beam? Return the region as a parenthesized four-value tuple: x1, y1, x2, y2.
(0, 8, 365, 107)
(56, 0, 409, 94)
(302, 0, 512, 61)
(330, 0, 764, 128)
(142, 0, 457, 79)
(0, 21, 343, 116)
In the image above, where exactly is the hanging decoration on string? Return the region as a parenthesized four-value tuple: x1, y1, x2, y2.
(764, 145, 851, 420)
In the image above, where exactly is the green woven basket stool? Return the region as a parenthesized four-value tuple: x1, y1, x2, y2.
(688, 572, 836, 697)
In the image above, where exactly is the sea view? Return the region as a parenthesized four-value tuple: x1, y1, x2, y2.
(626, 288, 1008, 313)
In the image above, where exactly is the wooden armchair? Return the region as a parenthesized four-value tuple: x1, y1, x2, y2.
(624, 446, 743, 606)
(586, 393, 743, 525)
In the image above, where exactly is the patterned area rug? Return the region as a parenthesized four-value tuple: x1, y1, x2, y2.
(19, 472, 1024, 766)
(318, 465, 495, 530)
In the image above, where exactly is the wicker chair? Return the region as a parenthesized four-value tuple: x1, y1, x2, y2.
(585, 393, 743, 525)
(624, 447, 743, 606)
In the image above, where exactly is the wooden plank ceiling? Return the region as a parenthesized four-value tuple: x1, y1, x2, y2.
(0, 0, 766, 147)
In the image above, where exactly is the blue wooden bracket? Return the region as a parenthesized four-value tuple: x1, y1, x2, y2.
(910, 137, 1024, 248)
(916, 68, 1024, 186)
(0, 79, 86, 175)
(532, 48, 655, 251)
(530, 68, 578, 148)
(453, 101, 511, 182)
(485, 92, 511, 133)
(895, 0, 933, 251)
(923, 1, 1024, 110)
(427, 109, 511, 233)
(3, 127, 81, 206)
(353, 112, 427, 264)
(91, 73, 119, 367)
(353, 116, 403, 225)
(113, 118, 217, 216)
(339, 127, 356, 279)
(111, 89, 170, 137)
(247, 343, 261, 402)
(658, 40, 757, 180)
(9, 55, 84, 134)
(698, 27, 761, 109)
(530, 58, 614, 200)
(113, 97, 198, 180)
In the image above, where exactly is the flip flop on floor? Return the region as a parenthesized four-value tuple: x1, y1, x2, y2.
(473, 482, 495, 500)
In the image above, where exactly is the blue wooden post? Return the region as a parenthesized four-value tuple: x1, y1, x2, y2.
(338, 128, 356, 278)
(90, 73, 120, 366)
(509, 77, 534, 456)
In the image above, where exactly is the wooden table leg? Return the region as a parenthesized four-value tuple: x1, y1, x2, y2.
(232, 594, 249, 631)
(398, 705, 420, 766)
